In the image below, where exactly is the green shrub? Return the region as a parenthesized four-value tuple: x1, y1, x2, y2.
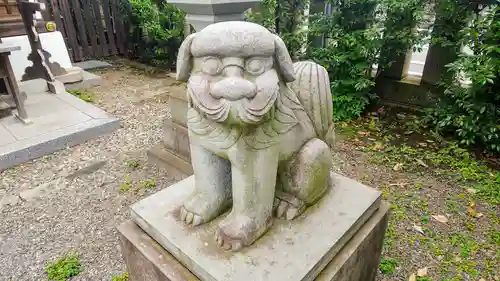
(112, 272, 129, 281)
(45, 252, 81, 281)
(424, 5, 500, 153)
(379, 257, 398, 274)
(309, 0, 380, 121)
(123, 0, 185, 68)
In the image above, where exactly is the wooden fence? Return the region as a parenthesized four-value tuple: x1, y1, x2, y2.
(48, 0, 128, 62)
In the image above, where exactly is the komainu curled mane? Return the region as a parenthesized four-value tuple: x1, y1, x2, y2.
(175, 21, 335, 251)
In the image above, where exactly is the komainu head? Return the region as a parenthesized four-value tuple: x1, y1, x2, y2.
(176, 21, 296, 126)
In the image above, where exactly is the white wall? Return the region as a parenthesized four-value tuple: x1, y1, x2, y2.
(2, 31, 73, 82)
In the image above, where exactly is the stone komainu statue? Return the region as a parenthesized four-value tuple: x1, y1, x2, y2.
(175, 21, 335, 251)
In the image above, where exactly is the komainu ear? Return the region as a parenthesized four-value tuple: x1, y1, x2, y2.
(274, 36, 296, 83)
(176, 34, 196, 81)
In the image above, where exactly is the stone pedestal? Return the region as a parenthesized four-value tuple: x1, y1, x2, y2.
(120, 173, 389, 281)
(167, 0, 261, 31)
(147, 89, 192, 174)
(150, 0, 261, 172)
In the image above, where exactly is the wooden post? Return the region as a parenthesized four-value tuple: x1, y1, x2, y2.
(18, 0, 55, 82)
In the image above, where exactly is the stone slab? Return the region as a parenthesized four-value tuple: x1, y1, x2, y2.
(55, 67, 84, 84)
(64, 71, 102, 91)
(119, 202, 389, 281)
(163, 119, 190, 159)
(147, 144, 193, 175)
(131, 173, 382, 281)
(0, 125, 16, 146)
(73, 60, 112, 70)
(168, 96, 189, 126)
(0, 90, 119, 171)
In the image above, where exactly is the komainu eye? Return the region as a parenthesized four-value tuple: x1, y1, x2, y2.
(245, 57, 271, 75)
(202, 57, 222, 75)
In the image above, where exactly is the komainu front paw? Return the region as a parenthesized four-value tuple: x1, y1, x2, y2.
(180, 192, 230, 226)
(273, 191, 306, 220)
(215, 212, 272, 251)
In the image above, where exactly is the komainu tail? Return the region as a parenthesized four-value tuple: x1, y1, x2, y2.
(289, 61, 335, 147)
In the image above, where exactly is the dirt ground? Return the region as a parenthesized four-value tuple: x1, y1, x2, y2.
(0, 63, 498, 281)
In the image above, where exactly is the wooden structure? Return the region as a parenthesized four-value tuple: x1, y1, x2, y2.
(0, 0, 49, 37)
(0, 43, 29, 123)
(48, 0, 128, 62)
(0, 0, 128, 62)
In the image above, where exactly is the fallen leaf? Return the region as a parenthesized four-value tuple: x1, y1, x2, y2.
(389, 182, 409, 188)
(372, 142, 385, 151)
(477, 212, 484, 218)
(417, 267, 428, 277)
(432, 215, 449, 224)
(413, 224, 424, 234)
(408, 273, 416, 281)
(467, 202, 478, 217)
(393, 163, 404, 171)
(466, 188, 477, 194)
(416, 159, 429, 167)
(479, 278, 486, 281)
(358, 131, 370, 136)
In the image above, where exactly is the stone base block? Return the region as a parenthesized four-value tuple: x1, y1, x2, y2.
(147, 144, 193, 175)
(162, 119, 190, 160)
(147, 118, 193, 174)
(129, 173, 385, 281)
(119, 201, 389, 281)
(168, 92, 188, 126)
(64, 71, 103, 91)
(47, 80, 66, 94)
(55, 67, 84, 84)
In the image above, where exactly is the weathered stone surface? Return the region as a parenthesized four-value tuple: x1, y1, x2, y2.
(162, 119, 190, 160)
(147, 144, 193, 175)
(0, 90, 119, 171)
(55, 67, 84, 84)
(121, 201, 389, 281)
(131, 172, 381, 281)
(167, 0, 260, 31)
(119, 220, 199, 281)
(168, 95, 188, 126)
(74, 60, 112, 71)
(174, 21, 336, 250)
(47, 80, 65, 94)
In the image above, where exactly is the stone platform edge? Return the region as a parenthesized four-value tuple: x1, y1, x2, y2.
(147, 143, 193, 175)
(118, 202, 390, 281)
(0, 117, 119, 171)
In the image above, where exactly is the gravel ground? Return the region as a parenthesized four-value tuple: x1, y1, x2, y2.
(0, 66, 187, 280)
(1, 64, 498, 281)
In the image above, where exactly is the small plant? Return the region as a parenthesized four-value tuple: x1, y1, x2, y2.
(112, 272, 129, 281)
(45, 252, 81, 281)
(120, 175, 132, 192)
(490, 231, 500, 246)
(126, 160, 140, 169)
(67, 89, 95, 103)
(141, 178, 156, 189)
(421, 215, 430, 224)
(379, 257, 398, 274)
